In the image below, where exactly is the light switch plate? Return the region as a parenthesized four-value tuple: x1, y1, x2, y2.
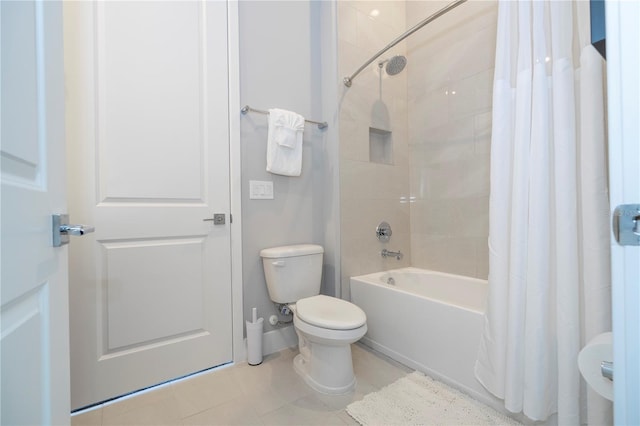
(249, 180, 274, 199)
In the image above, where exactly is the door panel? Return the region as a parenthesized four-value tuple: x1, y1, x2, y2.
(2, 285, 53, 425)
(96, 1, 205, 202)
(65, 0, 232, 410)
(102, 238, 206, 350)
(1, 1, 70, 424)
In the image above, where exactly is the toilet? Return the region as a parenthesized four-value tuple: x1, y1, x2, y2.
(260, 244, 367, 394)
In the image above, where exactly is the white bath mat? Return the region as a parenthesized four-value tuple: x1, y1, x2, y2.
(346, 372, 522, 426)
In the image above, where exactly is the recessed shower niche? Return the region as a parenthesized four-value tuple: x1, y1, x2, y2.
(369, 126, 393, 165)
(369, 98, 393, 165)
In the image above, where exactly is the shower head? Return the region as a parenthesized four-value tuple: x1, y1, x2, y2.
(379, 55, 407, 76)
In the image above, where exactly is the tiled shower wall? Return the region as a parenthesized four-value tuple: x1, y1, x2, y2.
(338, 1, 410, 300)
(406, 1, 497, 279)
(338, 1, 497, 293)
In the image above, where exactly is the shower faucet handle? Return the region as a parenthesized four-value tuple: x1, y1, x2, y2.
(376, 221, 392, 242)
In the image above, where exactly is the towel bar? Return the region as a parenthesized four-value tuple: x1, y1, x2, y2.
(241, 105, 328, 130)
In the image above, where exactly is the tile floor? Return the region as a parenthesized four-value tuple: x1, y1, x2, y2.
(71, 343, 412, 426)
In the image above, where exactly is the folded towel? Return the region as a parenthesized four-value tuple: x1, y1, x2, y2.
(266, 108, 305, 176)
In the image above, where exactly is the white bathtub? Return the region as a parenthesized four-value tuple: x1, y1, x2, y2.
(351, 267, 496, 406)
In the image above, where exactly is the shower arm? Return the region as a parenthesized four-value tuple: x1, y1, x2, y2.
(342, 0, 467, 87)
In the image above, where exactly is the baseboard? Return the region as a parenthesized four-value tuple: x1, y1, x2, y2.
(242, 325, 298, 362)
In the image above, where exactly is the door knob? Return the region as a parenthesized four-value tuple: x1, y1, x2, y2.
(60, 224, 95, 236)
(612, 204, 640, 245)
(203, 213, 226, 225)
(52, 214, 95, 247)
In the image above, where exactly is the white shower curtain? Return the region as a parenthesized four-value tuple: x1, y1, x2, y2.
(474, 1, 611, 423)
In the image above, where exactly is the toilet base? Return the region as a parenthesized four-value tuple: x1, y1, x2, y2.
(293, 353, 356, 395)
(289, 304, 366, 395)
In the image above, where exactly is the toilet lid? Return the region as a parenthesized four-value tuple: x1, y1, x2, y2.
(296, 295, 366, 330)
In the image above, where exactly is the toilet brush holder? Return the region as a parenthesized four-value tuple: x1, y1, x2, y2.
(246, 317, 264, 366)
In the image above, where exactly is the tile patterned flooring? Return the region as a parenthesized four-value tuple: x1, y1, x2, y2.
(71, 343, 412, 425)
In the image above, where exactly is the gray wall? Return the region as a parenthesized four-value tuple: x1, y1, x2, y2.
(239, 1, 339, 334)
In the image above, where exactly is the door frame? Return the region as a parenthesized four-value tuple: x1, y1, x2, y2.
(227, 1, 245, 364)
(605, 0, 640, 423)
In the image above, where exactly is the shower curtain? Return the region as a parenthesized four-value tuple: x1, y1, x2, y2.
(474, 1, 611, 424)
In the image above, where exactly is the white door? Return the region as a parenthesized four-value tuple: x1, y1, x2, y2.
(1, 1, 71, 424)
(606, 1, 640, 423)
(64, 1, 233, 410)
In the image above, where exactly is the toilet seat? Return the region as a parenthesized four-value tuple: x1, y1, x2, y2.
(295, 295, 366, 330)
(294, 314, 367, 345)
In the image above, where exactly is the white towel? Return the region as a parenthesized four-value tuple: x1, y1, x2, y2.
(266, 108, 305, 176)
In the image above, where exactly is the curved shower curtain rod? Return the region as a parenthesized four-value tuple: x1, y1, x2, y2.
(343, 0, 468, 87)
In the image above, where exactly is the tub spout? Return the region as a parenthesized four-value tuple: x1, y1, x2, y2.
(381, 249, 403, 260)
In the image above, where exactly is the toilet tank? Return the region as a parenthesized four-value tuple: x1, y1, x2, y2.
(260, 244, 324, 304)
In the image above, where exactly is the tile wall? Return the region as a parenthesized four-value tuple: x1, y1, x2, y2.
(338, 1, 411, 300)
(338, 1, 497, 291)
(406, 1, 497, 279)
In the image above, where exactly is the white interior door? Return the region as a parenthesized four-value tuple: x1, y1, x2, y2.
(606, 1, 640, 423)
(64, 1, 233, 410)
(1, 1, 71, 424)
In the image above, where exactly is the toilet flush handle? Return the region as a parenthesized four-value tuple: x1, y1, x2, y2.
(272, 261, 285, 267)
